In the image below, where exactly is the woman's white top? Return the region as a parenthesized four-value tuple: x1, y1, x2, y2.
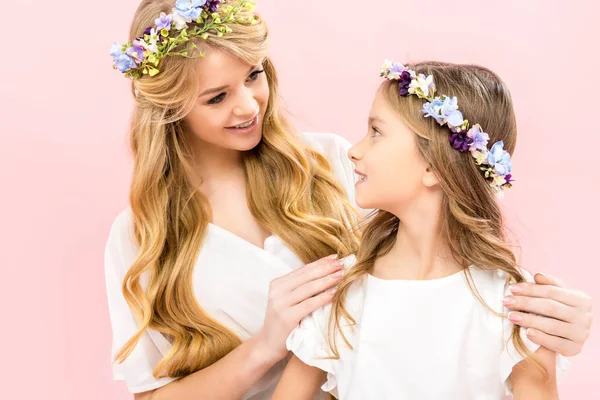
(104, 132, 357, 398)
(287, 258, 569, 399)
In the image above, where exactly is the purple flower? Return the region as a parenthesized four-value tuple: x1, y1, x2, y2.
(504, 174, 513, 185)
(449, 130, 473, 152)
(398, 70, 412, 96)
(487, 141, 512, 176)
(175, 0, 207, 20)
(205, 0, 221, 13)
(113, 53, 137, 72)
(467, 124, 490, 151)
(126, 40, 146, 63)
(143, 26, 152, 35)
(155, 12, 173, 30)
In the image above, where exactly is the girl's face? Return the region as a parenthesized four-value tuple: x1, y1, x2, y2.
(184, 49, 270, 153)
(348, 89, 436, 212)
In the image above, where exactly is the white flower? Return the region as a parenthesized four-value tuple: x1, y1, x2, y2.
(380, 59, 407, 80)
(408, 73, 434, 98)
(382, 59, 393, 71)
(172, 8, 189, 29)
(491, 174, 507, 188)
(141, 28, 160, 54)
(471, 149, 489, 165)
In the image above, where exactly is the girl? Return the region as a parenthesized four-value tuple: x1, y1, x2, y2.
(273, 61, 571, 399)
(106, 0, 592, 398)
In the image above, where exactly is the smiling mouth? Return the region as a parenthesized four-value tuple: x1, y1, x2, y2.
(355, 169, 368, 184)
(227, 114, 258, 129)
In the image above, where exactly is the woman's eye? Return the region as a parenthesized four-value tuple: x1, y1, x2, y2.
(208, 93, 226, 104)
(248, 69, 265, 82)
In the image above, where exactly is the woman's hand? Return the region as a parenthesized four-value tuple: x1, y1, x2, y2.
(504, 272, 593, 356)
(256, 255, 345, 363)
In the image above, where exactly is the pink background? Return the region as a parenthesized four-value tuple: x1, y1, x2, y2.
(1, 0, 597, 398)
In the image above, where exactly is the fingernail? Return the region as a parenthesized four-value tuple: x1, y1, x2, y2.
(508, 312, 522, 322)
(509, 285, 522, 294)
(527, 328, 535, 337)
(503, 296, 515, 306)
(332, 259, 344, 268)
(334, 269, 344, 278)
(326, 254, 339, 260)
(534, 272, 545, 277)
(327, 287, 338, 294)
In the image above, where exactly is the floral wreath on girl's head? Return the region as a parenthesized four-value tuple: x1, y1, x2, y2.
(380, 60, 513, 194)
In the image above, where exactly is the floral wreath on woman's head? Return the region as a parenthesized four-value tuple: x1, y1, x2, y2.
(110, 0, 257, 79)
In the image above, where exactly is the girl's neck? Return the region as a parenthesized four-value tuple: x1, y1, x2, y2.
(374, 194, 462, 280)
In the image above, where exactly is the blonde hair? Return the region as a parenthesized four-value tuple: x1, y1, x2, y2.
(114, 0, 360, 379)
(329, 61, 535, 366)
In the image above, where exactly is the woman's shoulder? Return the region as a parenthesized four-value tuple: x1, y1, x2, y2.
(298, 132, 352, 155)
(107, 208, 135, 246)
(105, 207, 138, 275)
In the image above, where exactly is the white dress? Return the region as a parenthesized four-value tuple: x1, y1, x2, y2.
(287, 258, 569, 400)
(104, 132, 358, 397)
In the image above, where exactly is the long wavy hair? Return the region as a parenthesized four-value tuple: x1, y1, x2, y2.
(328, 62, 536, 367)
(114, 0, 360, 379)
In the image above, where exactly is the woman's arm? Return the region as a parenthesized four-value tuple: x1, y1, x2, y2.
(272, 355, 327, 400)
(134, 335, 275, 400)
(505, 273, 593, 356)
(130, 255, 345, 400)
(510, 347, 558, 400)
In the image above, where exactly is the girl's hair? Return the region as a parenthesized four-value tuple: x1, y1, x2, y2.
(328, 61, 532, 365)
(115, 0, 360, 379)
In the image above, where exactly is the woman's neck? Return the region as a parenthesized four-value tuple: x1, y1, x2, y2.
(188, 138, 246, 195)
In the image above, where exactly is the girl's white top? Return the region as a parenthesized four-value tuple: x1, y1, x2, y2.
(104, 133, 357, 398)
(287, 258, 569, 400)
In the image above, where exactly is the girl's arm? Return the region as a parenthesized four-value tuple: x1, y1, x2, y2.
(509, 346, 559, 400)
(272, 355, 327, 400)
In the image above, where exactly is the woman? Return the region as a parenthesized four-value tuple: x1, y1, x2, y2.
(106, 1, 593, 399)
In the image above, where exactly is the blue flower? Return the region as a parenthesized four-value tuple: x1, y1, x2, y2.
(110, 43, 123, 57)
(440, 96, 463, 127)
(467, 124, 490, 151)
(421, 96, 464, 127)
(174, 0, 207, 20)
(155, 12, 173, 30)
(421, 98, 445, 124)
(113, 53, 137, 72)
(487, 141, 512, 176)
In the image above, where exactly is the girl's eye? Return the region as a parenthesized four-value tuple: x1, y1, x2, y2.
(371, 127, 382, 137)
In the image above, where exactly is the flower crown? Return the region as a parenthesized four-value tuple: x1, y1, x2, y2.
(380, 60, 513, 193)
(110, 0, 257, 79)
